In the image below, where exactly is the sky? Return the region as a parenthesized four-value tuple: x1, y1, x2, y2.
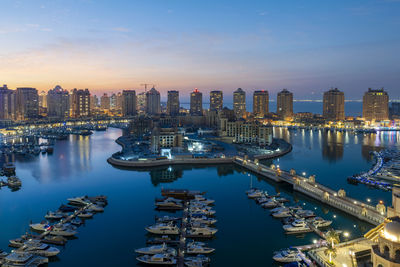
(0, 0, 399, 102)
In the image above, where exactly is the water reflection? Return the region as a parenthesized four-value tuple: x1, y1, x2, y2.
(321, 130, 344, 162)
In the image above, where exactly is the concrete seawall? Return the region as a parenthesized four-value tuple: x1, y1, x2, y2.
(107, 157, 234, 168)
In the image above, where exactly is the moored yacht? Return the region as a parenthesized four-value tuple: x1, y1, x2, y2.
(67, 196, 91, 206)
(49, 224, 78, 237)
(136, 253, 176, 265)
(283, 219, 311, 232)
(2, 251, 48, 267)
(190, 216, 217, 225)
(272, 210, 292, 218)
(135, 243, 176, 255)
(29, 222, 51, 232)
(246, 189, 263, 198)
(187, 226, 218, 236)
(194, 195, 214, 205)
(77, 211, 93, 219)
(272, 249, 301, 263)
(309, 217, 332, 228)
(184, 255, 210, 267)
(44, 211, 66, 220)
(145, 223, 180, 235)
(186, 243, 215, 254)
(155, 198, 183, 210)
(22, 240, 60, 257)
(7, 176, 22, 188)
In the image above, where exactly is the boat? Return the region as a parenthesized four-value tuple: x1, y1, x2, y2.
(0, 249, 8, 258)
(190, 216, 217, 225)
(156, 216, 181, 223)
(22, 240, 60, 257)
(58, 204, 78, 212)
(29, 222, 51, 232)
(3, 162, 16, 175)
(77, 211, 93, 219)
(247, 189, 264, 198)
(270, 206, 288, 213)
(272, 249, 302, 263)
(7, 176, 22, 188)
(255, 196, 269, 204)
(309, 217, 332, 228)
(189, 207, 216, 216)
(136, 253, 177, 265)
(146, 236, 175, 245)
(155, 198, 183, 210)
(295, 209, 315, 219)
(161, 189, 204, 200)
(42, 235, 67, 246)
(86, 204, 104, 212)
(44, 211, 66, 220)
(187, 226, 218, 236)
(186, 243, 215, 254)
(135, 243, 176, 256)
(272, 210, 292, 218)
(70, 218, 83, 226)
(2, 251, 48, 267)
(184, 255, 210, 267)
(262, 199, 279, 209)
(145, 223, 180, 235)
(49, 224, 77, 237)
(67, 196, 91, 206)
(9, 234, 34, 248)
(283, 219, 311, 232)
(193, 195, 214, 205)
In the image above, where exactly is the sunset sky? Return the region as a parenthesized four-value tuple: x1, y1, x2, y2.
(1, 0, 399, 101)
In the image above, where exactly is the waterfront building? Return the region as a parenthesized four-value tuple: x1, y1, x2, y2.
(122, 90, 137, 116)
(233, 88, 246, 119)
(277, 89, 293, 120)
(115, 92, 123, 111)
(146, 87, 161, 115)
(0, 85, 16, 120)
(47, 85, 70, 118)
(363, 88, 389, 121)
(90, 95, 98, 111)
(219, 119, 272, 146)
(71, 88, 90, 118)
(210, 90, 223, 111)
(323, 88, 345, 121)
(150, 126, 183, 153)
(39, 90, 47, 108)
(110, 93, 117, 109)
(390, 103, 400, 119)
(16, 87, 39, 120)
(167, 90, 180, 116)
(190, 88, 203, 115)
(137, 92, 147, 112)
(253, 90, 269, 117)
(100, 93, 110, 110)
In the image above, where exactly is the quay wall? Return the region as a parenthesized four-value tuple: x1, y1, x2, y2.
(107, 157, 234, 168)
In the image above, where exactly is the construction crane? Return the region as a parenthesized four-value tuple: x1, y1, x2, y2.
(140, 83, 155, 92)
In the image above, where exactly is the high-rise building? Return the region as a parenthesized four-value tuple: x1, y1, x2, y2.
(146, 87, 161, 115)
(190, 88, 203, 115)
(210, 90, 223, 111)
(0, 85, 16, 120)
(47, 85, 69, 118)
(390, 102, 400, 119)
(100, 93, 110, 110)
(90, 95, 98, 111)
(116, 92, 123, 111)
(71, 88, 90, 118)
(110, 93, 117, 109)
(167, 90, 180, 116)
(253, 90, 269, 117)
(362, 88, 389, 121)
(233, 88, 246, 119)
(277, 89, 293, 120)
(323, 88, 345, 121)
(16, 87, 39, 120)
(39, 90, 47, 108)
(137, 92, 147, 111)
(122, 90, 137, 116)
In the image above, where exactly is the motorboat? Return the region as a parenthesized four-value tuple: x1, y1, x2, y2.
(255, 196, 269, 204)
(29, 222, 51, 232)
(146, 236, 174, 245)
(42, 235, 67, 246)
(77, 211, 93, 219)
(262, 199, 278, 209)
(296, 209, 315, 219)
(272, 210, 292, 218)
(190, 216, 217, 225)
(145, 223, 180, 235)
(7, 176, 22, 188)
(283, 219, 311, 232)
(49, 224, 78, 237)
(270, 206, 288, 213)
(184, 255, 210, 267)
(276, 197, 290, 203)
(186, 243, 215, 254)
(70, 218, 83, 226)
(22, 240, 60, 257)
(309, 217, 332, 228)
(0, 249, 8, 258)
(136, 253, 177, 265)
(67, 196, 91, 206)
(9, 235, 32, 248)
(272, 249, 302, 263)
(44, 211, 66, 220)
(187, 226, 218, 236)
(2, 251, 48, 267)
(247, 189, 264, 198)
(193, 195, 214, 205)
(86, 204, 104, 212)
(156, 197, 183, 210)
(135, 243, 176, 256)
(58, 204, 78, 212)
(156, 216, 181, 223)
(189, 207, 216, 216)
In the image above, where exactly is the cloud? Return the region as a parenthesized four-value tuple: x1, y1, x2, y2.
(112, 27, 131, 33)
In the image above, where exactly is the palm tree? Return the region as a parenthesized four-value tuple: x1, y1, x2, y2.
(324, 246, 337, 263)
(325, 229, 340, 248)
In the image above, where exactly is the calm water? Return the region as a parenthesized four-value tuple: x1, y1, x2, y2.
(0, 128, 399, 266)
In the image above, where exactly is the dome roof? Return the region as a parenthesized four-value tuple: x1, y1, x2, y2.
(383, 221, 400, 242)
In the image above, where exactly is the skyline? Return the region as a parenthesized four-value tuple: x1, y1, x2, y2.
(1, 0, 400, 99)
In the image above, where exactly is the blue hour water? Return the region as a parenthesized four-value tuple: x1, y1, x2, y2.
(0, 128, 398, 266)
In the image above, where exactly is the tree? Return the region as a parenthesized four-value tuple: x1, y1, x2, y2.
(324, 246, 337, 263)
(325, 230, 340, 248)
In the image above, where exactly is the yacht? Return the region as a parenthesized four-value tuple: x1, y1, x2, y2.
(58, 204, 78, 212)
(86, 204, 104, 212)
(67, 196, 91, 206)
(44, 211, 66, 220)
(29, 222, 51, 232)
(190, 216, 217, 225)
(262, 199, 278, 209)
(247, 189, 264, 198)
(145, 223, 180, 235)
(135, 243, 176, 256)
(256, 196, 269, 204)
(186, 243, 215, 254)
(70, 218, 83, 226)
(77, 211, 93, 219)
(136, 253, 176, 265)
(296, 209, 315, 219)
(270, 206, 288, 213)
(189, 207, 216, 216)
(42, 235, 67, 246)
(156, 216, 181, 223)
(22, 240, 60, 257)
(49, 224, 78, 237)
(187, 226, 218, 236)
(2, 251, 48, 267)
(194, 195, 214, 205)
(272, 249, 302, 263)
(272, 210, 292, 218)
(9, 235, 32, 248)
(155, 198, 183, 210)
(283, 219, 311, 232)
(7, 176, 22, 188)
(309, 217, 332, 228)
(0, 249, 8, 258)
(184, 255, 210, 267)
